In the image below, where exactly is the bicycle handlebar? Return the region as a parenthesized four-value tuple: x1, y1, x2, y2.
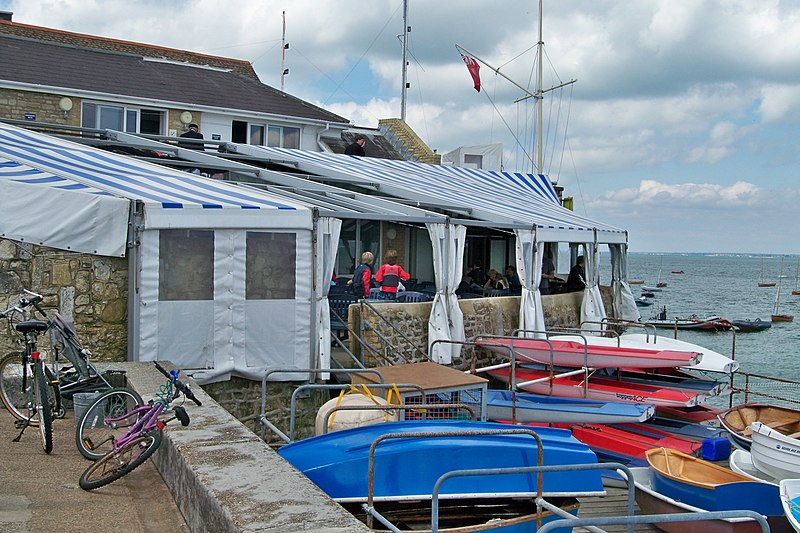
(153, 361, 202, 406)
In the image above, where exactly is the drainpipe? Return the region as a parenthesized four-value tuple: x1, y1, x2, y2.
(316, 122, 331, 152)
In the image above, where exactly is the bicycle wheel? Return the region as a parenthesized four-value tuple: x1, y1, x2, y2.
(33, 359, 53, 454)
(0, 352, 29, 420)
(79, 429, 162, 491)
(75, 387, 144, 461)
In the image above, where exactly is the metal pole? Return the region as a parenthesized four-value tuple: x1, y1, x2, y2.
(400, 0, 409, 121)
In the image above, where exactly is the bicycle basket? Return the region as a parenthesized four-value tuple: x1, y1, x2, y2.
(49, 313, 91, 377)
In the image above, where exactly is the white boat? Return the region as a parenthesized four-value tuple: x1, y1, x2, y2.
(729, 449, 780, 485)
(780, 479, 800, 532)
(751, 421, 800, 480)
(554, 333, 738, 374)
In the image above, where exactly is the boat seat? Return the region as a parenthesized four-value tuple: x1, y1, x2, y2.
(787, 431, 800, 440)
(743, 417, 800, 436)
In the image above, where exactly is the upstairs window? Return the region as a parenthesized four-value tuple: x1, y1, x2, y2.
(81, 102, 164, 134)
(268, 125, 300, 149)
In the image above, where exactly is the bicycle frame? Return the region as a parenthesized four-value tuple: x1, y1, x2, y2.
(103, 401, 165, 454)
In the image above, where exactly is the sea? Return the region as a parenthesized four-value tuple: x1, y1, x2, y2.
(598, 253, 800, 404)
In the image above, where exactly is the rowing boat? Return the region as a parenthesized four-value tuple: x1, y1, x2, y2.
(717, 403, 800, 451)
(750, 421, 800, 480)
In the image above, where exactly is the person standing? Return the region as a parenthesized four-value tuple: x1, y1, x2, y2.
(348, 251, 374, 299)
(566, 255, 586, 292)
(374, 249, 410, 300)
(540, 249, 556, 294)
(344, 134, 366, 156)
(178, 123, 204, 150)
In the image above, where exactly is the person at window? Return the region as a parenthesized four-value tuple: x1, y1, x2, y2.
(374, 249, 410, 300)
(344, 134, 366, 156)
(348, 251, 374, 299)
(178, 123, 204, 150)
(505, 265, 522, 294)
(483, 269, 508, 290)
(540, 250, 556, 294)
(467, 261, 486, 287)
(566, 255, 586, 292)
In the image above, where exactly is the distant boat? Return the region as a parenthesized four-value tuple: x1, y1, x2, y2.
(644, 306, 733, 331)
(717, 403, 800, 451)
(759, 257, 777, 287)
(642, 285, 663, 292)
(628, 279, 645, 285)
(671, 270, 684, 274)
(635, 296, 654, 307)
(655, 256, 667, 287)
(730, 318, 772, 332)
(772, 257, 794, 322)
(793, 258, 800, 295)
(641, 290, 656, 298)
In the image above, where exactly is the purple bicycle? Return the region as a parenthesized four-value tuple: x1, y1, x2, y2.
(78, 362, 201, 491)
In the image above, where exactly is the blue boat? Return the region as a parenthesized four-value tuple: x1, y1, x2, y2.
(279, 420, 604, 502)
(646, 447, 784, 516)
(476, 389, 655, 424)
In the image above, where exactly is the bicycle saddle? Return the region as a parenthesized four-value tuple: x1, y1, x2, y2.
(15, 320, 49, 333)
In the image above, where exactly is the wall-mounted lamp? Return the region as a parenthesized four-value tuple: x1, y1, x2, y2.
(58, 97, 73, 118)
(386, 228, 397, 240)
(180, 111, 193, 126)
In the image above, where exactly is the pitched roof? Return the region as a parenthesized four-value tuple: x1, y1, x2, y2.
(0, 32, 348, 125)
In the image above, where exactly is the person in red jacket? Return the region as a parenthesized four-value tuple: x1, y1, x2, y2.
(374, 249, 410, 301)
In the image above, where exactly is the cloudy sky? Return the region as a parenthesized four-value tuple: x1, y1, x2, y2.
(3, 0, 800, 254)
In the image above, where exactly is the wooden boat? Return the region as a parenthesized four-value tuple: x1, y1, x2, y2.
(475, 389, 656, 424)
(627, 466, 791, 533)
(780, 479, 800, 532)
(751, 421, 800, 480)
(489, 366, 709, 407)
(629, 280, 645, 285)
(646, 447, 785, 516)
(717, 403, 800, 451)
(730, 318, 772, 332)
(277, 420, 605, 502)
(729, 449, 779, 485)
(475, 336, 701, 369)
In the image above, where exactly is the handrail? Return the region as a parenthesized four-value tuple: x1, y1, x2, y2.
(358, 299, 430, 362)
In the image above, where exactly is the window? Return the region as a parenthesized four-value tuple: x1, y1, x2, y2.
(232, 120, 248, 143)
(159, 230, 214, 301)
(464, 154, 483, 169)
(249, 124, 265, 146)
(268, 125, 300, 149)
(246, 232, 296, 299)
(81, 102, 164, 134)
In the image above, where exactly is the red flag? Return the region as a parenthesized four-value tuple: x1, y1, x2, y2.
(460, 53, 481, 92)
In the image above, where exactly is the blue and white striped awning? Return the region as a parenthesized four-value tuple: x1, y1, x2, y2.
(230, 145, 627, 243)
(0, 122, 312, 255)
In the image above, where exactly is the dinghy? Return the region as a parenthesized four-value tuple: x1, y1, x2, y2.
(474, 336, 700, 369)
(751, 421, 800, 480)
(729, 449, 779, 485)
(646, 447, 785, 516)
(489, 366, 709, 407)
(717, 403, 800, 451)
(474, 389, 655, 424)
(626, 466, 790, 533)
(780, 479, 800, 532)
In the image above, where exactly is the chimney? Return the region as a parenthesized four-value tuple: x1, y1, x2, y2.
(0, 12, 12, 22)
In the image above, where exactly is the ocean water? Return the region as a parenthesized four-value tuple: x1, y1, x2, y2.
(599, 253, 800, 387)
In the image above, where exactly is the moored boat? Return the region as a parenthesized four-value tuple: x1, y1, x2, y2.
(627, 466, 790, 533)
(729, 449, 779, 485)
(646, 447, 785, 516)
(730, 318, 772, 332)
(489, 366, 709, 407)
(717, 403, 800, 451)
(475, 336, 701, 369)
(474, 389, 656, 424)
(751, 421, 800, 480)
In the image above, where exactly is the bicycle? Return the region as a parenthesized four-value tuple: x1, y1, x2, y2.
(0, 290, 140, 430)
(78, 361, 201, 490)
(0, 296, 55, 453)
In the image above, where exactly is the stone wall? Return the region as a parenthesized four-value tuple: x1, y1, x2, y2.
(0, 88, 80, 126)
(0, 238, 128, 361)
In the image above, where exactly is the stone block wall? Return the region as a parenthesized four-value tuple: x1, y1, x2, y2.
(378, 118, 441, 164)
(0, 88, 80, 126)
(0, 238, 128, 361)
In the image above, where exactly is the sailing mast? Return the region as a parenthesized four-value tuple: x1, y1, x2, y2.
(400, 0, 409, 120)
(280, 11, 289, 91)
(772, 256, 794, 322)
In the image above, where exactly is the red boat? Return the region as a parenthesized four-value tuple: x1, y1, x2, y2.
(489, 366, 708, 407)
(656, 404, 723, 424)
(475, 337, 701, 369)
(555, 422, 702, 459)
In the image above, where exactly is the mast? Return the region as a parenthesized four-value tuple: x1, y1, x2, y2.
(281, 11, 288, 91)
(400, 0, 409, 121)
(536, 0, 544, 175)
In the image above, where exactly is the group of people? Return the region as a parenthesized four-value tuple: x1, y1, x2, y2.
(348, 249, 411, 301)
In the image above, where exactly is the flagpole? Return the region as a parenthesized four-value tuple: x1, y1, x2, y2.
(536, 0, 543, 174)
(400, 0, 409, 121)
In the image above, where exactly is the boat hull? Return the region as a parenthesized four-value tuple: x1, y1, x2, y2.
(477, 389, 655, 424)
(717, 403, 800, 452)
(730, 319, 772, 332)
(629, 467, 791, 533)
(647, 447, 784, 516)
(751, 421, 800, 480)
(780, 479, 800, 533)
(729, 450, 779, 485)
(490, 366, 708, 407)
(475, 337, 699, 369)
(277, 420, 605, 502)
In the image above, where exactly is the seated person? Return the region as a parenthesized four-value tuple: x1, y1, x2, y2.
(566, 255, 586, 292)
(505, 265, 522, 294)
(483, 269, 508, 290)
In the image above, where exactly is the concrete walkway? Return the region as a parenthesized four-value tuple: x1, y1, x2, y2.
(0, 405, 189, 533)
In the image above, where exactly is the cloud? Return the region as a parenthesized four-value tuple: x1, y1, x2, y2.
(589, 179, 764, 211)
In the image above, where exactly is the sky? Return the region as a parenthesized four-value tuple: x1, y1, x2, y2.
(2, 0, 800, 255)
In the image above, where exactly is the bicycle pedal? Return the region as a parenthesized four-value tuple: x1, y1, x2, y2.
(14, 419, 27, 429)
(82, 437, 95, 451)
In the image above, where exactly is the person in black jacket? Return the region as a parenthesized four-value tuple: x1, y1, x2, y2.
(566, 255, 586, 292)
(344, 135, 366, 156)
(178, 123, 204, 150)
